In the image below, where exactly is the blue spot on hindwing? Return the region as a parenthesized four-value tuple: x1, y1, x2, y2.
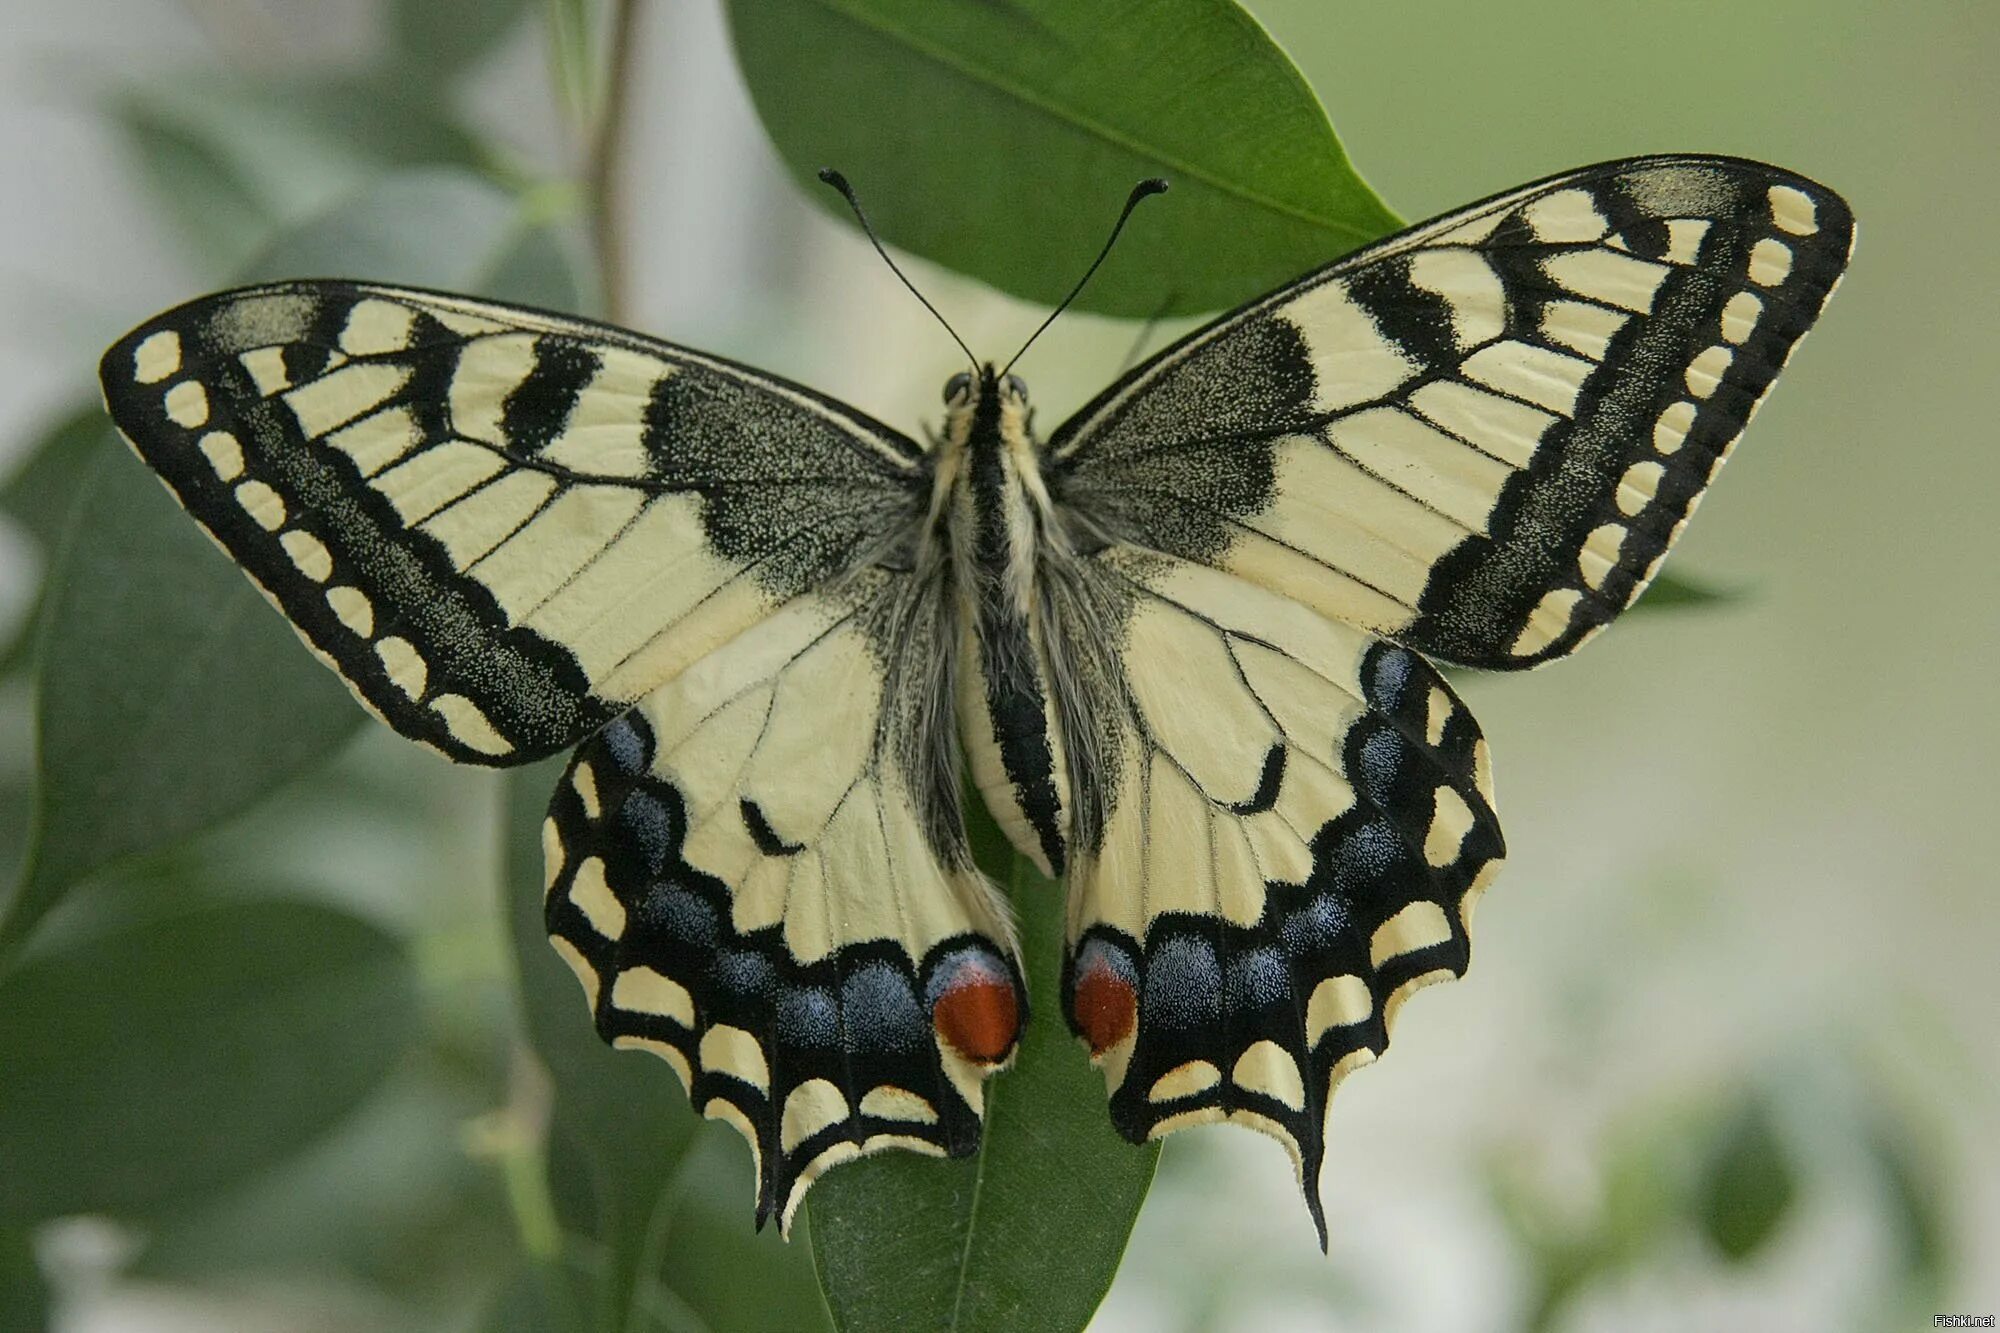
(1365, 645, 1420, 715)
(1228, 947, 1292, 1011)
(842, 963, 927, 1053)
(619, 789, 679, 875)
(923, 941, 1012, 1009)
(712, 947, 777, 1002)
(1359, 726, 1408, 805)
(777, 986, 840, 1050)
(599, 714, 650, 774)
(637, 884, 718, 948)
(1280, 890, 1351, 956)
(1073, 935, 1140, 988)
(1141, 935, 1222, 1032)
(1323, 819, 1419, 908)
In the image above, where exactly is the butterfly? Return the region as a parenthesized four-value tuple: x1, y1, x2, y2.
(99, 155, 1850, 1245)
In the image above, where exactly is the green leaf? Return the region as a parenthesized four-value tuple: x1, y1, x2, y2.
(116, 99, 287, 278)
(1864, 1107, 1948, 1312)
(1693, 1097, 1796, 1263)
(244, 169, 545, 290)
(725, 0, 1399, 317)
(0, 1226, 48, 1333)
(505, 758, 696, 1324)
(479, 219, 601, 316)
(389, 0, 533, 77)
(131, 1066, 517, 1302)
(284, 77, 490, 177)
(0, 740, 31, 895)
(807, 797, 1156, 1333)
(113, 79, 481, 274)
(0, 897, 419, 1223)
(503, 763, 831, 1333)
(5, 170, 588, 953)
(0, 407, 112, 556)
(545, 0, 607, 130)
(480, 1266, 592, 1333)
(4, 450, 367, 950)
(0, 406, 119, 677)
(652, 1132, 836, 1333)
(1631, 570, 1736, 614)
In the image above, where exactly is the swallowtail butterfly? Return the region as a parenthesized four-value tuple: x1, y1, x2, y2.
(99, 155, 1850, 1244)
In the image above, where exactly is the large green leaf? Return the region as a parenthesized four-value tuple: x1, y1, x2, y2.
(726, 0, 1398, 317)
(0, 898, 418, 1223)
(389, 0, 534, 77)
(1693, 1096, 1796, 1263)
(114, 79, 487, 275)
(652, 1131, 839, 1333)
(502, 762, 832, 1333)
(0, 406, 118, 677)
(3, 450, 367, 950)
(544, 0, 609, 130)
(807, 798, 1157, 1333)
(131, 1066, 517, 1304)
(1631, 570, 1734, 614)
(0, 1227, 47, 1333)
(5, 171, 588, 953)
(0, 408, 109, 558)
(243, 169, 566, 291)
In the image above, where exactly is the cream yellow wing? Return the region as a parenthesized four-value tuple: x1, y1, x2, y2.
(1039, 546, 1502, 1245)
(542, 567, 1024, 1233)
(1050, 156, 1852, 667)
(100, 281, 924, 763)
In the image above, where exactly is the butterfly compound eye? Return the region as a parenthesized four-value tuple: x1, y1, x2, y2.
(1002, 373, 1028, 402)
(943, 371, 972, 404)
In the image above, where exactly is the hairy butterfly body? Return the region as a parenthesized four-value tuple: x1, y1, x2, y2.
(100, 155, 1852, 1243)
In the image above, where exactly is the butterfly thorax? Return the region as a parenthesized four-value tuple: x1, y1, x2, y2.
(937, 367, 1075, 877)
(937, 368, 1056, 612)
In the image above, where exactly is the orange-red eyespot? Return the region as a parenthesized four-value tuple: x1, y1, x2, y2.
(927, 947, 1021, 1065)
(1069, 937, 1138, 1056)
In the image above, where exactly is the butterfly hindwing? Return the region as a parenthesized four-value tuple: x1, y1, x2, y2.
(1036, 547, 1502, 1243)
(543, 567, 1026, 1233)
(1050, 156, 1853, 668)
(99, 281, 925, 763)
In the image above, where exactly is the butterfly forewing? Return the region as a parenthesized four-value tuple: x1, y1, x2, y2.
(99, 281, 926, 763)
(1051, 156, 1853, 668)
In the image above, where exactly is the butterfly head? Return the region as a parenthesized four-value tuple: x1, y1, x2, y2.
(942, 365, 1028, 408)
(941, 364, 1032, 447)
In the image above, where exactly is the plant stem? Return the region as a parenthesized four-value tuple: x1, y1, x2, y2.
(586, 0, 641, 324)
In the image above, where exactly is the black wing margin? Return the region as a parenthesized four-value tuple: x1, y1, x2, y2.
(542, 570, 1026, 1233)
(100, 282, 924, 763)
(1045, 549, 1504, 1246)
(1049, 156, 1853, 668)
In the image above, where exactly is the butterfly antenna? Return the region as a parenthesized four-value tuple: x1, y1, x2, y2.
(818, 168, 978, 373)
(1001, 177, 1169, 378)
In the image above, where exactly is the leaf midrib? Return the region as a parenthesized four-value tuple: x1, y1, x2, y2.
(944, 1075, 998, 1331)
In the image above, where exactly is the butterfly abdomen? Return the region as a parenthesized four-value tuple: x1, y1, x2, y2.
(946, 372, 1073, 876)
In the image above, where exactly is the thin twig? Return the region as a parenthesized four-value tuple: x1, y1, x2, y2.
(585, 0, 641, 325)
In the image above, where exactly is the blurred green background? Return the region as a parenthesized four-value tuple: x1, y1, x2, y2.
(0, 1, 1993, 1330)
